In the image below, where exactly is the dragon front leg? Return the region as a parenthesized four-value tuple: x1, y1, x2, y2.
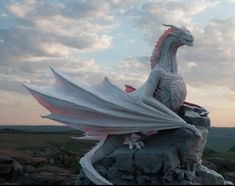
(124, 133, 145, 150)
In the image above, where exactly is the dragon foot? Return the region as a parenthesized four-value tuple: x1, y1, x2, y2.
(124, 134, 145, 150)
(129, 141, 145, 150)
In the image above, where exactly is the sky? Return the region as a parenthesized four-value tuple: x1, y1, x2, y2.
(0, 0, 235, 127)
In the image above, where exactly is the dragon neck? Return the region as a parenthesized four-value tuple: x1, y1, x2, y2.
(156, 37, 181, 74)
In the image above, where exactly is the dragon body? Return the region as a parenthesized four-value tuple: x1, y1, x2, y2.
(23, 24, 203, 185)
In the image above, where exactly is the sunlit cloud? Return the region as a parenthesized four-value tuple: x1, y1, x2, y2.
(0, 0, 235, 127)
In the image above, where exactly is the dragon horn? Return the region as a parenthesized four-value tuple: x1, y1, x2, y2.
(162, 24, 180, 30)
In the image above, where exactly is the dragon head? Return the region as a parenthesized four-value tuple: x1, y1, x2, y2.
(163, 24, 194, 46)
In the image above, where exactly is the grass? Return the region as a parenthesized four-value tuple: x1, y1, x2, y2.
(0, 133, 95, 156)
(206, 138, 235, 153)
(0, 130, 234, 161)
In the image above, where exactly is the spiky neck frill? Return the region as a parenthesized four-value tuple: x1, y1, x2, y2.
(151, 30, 182, 74)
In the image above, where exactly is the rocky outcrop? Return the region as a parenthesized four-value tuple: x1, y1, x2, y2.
(0, 154, 23, 184)
(77, 104, 233, 185)
(0, 149, 77, 185)
(0, 149, 47, 167)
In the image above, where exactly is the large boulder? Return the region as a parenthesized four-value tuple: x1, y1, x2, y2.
(77, 105, 233, 185)
(0, 149, 78, 185)
(0, 154, 23, 183)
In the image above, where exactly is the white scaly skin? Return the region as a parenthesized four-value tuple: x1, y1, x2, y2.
(131, 24, 202, 136)
(80, 24, 201, 185)
(130, 24, 193, 113)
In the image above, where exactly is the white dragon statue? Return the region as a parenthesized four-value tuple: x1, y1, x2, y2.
(23, 24, 208, 185)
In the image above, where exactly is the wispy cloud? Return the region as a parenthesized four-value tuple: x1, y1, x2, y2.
(0, 0, 235, 126)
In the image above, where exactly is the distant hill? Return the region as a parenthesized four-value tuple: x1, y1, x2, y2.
(207, 127, 235, 152)
(0, 125, 234, 152)
(209, 127, 235, 139)
(0, 125, 81, 134)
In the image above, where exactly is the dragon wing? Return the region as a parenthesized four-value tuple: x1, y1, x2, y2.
(23, 67, 187, 136)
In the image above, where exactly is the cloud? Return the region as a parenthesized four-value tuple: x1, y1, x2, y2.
(179, 17, 235, 90)
(1, 0, 235, 127)
(0, 0, 116, 99)
(117, 57, 147, 71)
(117, 0, 235, 93)
(7, 0, 111, 20)
(123, 0, 219, 44)
(1, 0, 114, 65)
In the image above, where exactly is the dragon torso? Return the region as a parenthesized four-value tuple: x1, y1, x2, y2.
(153, 71, 187, 112)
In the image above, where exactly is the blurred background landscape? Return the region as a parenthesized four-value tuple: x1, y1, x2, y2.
(0, 125, 234, 184)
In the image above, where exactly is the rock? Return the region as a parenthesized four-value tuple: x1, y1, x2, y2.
(135, 146, 180, 174)
(146, 127, 201, 169)
(121, 174, 134, 180)
(174, 168, 185, 181)
(101, 156, 115, 168)
(179, 104, 211, 129)
(0, 149, 81, 185)
(95, 165, 107, 177)
(112, 147, 137, 173)
(0, 155, 13, 164)
(0, 155, 14, 176)
(11, 161, 24, 179)
(150, 177, 161, 185)
(106, 166, 122, 180)
(223, 172, 235, 184)
(197, 127, 209, 160)
(195, 165, 226, 185)
(136, 176, 151, 185)
(202, 160, 218, 171)
(162, 170, 174, 183)
(78, 105, 232, 185)
(76, 170, 93, 185)
(21, 171, 77, 185)
(0, 154, 23, 181)
(225, 180, 234, 185)
(24, 165, 37, 173)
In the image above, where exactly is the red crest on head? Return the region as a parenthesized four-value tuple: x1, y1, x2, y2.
(150, 28, 174, 69)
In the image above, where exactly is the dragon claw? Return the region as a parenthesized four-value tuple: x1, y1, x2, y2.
(128, 141, 145, 150)
(124, 134, 145, 150)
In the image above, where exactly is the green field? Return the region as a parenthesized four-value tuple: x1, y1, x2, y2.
(0, 133, 95, 158)
(203, 127, 235, 160)
(0, 126, 234, 161)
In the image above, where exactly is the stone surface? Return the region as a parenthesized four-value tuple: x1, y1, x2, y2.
(195, 165, 226, 185)
(135, 146, 180, 174)
(179, 104, 211, 129)
(112, 148, 137, 173)
(76, 170, 94, 185)
(0, 149, 78, 185)
(78, 105, 233, 185)
(0, 154, 24, 181)
(224, 172, 235, 184)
